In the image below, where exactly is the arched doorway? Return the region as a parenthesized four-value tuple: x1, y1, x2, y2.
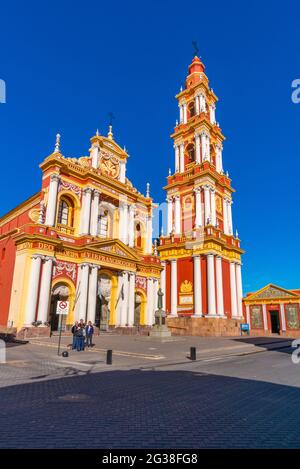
(97, 274, 112, 331)
(49, 283, 69, 332)
(134, 290, 147, 326)
(134, 293, 142, 326)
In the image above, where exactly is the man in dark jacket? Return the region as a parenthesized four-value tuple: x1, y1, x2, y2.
(71, 321, 79, 350)
(85, 321, 94, 348)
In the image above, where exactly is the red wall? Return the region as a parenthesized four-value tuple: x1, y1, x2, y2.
(222, 259, 231, 317)
(0, 198, 39, 326)
(0, 237, 17, 325)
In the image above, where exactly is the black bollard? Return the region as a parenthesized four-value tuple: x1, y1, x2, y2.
(190, 347, 196, 361)
(106, 349, 112, 365)
(62, 351, 69, 358)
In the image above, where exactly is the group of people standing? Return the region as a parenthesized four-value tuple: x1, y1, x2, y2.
(71, 319, 94, 351)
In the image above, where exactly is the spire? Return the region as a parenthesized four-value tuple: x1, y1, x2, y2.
(146, 182, 150, 198)
(108, 125, 113, 140)
(54, 133, 61, 153)
(153, 239, 158, 256)
(188, 55, 205, 75)
(96, 129, 99, 136)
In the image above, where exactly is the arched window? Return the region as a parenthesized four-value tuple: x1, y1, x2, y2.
(98, 209, 109, 238)
(57, 198, 73, 226)
(187, 144, 195, 163)
(135, 223, 142, 248)
(188, 101, 195, 118)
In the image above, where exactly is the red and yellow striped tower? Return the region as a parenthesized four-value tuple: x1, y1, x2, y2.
(158, 55, 245, 335)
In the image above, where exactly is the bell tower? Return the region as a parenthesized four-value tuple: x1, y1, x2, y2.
(158, 54, 244, 325)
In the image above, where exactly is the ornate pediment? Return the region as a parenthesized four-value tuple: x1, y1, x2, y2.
(89, 239, 141, 261)
(247, 284, 298, 301)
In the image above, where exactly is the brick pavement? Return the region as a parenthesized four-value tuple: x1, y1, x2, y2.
(0, 339, 300, 448)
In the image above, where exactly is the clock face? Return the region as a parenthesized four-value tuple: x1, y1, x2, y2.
(100, 159, 119, 178)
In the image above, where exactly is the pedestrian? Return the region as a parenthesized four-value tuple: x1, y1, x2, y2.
(76, 325, 85, 351)
(71, 321, 79, 350)
(79, 318, 85, 329)
(85, 321, 94, 348)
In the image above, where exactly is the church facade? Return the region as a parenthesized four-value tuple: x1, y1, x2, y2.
(0, 128, 162, 336)
(159, 56, 245, 335)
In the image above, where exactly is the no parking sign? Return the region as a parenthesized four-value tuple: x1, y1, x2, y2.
(56, 300, 69, 315)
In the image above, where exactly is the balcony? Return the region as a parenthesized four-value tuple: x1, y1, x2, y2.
(56, 223, 75, 236)
(159, 225, 241, 249)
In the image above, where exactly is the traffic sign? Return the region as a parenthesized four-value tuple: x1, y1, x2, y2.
(56, 300, 69, 315)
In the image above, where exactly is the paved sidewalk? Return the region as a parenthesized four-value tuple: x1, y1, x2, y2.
(28, 333, 294, 366)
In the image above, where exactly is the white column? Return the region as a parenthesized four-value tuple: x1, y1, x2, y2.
(227, 200, 233, 235)
(123, 203, 129, 245)
(183, 103, 187, 124)
(119, 202, 124, 241)
(204, 185, 211, 225)
(79, 263, 90, 322)
(146, 215, 153, 254)
(119, 161, 126, 183)
(167, 197, 173, 234)
(74, 265, 82, 322)
(153, 278, 159, 312)
(216, 256, 225, 316)
(195, 95, 200, 115)
(174, 145, 179, 172)
(91, 143, 99, 168)
(24, 255, 43, 326)
(37, 256, 54, 324)
(210, 104, 216, 124)
(80, 187, 92, 235)
(90, 190, 100, 237)
(45, 174, 60, 226)
(230, 261, 238, 318)
(147, 277, 154, 325)
(195, 188, 202, 227)
(207, 253, 217, 316)
(246, 305, 251, 326)
(120, 271, 129, 326)
(179, 144, 185, 172)
(192, 255, 202, 317)
(87, 264, 99, 324)
(128, 205, 135, 248)
(206, 133, 211, 162)
(223, 198, 229, 234)
(195, 134, 201, 164)
(199, 93, 206, 112)
(128, 272, 136, 326)
(280, 304, 287, 331)
(215, 144, 223, 173)
(179, 105, 183, 124)
(160, 261, 166, 310)
(210, 188, 216, 226)
(174, 196, 181, 234)
(235, 263, 243, 318)
(170, 259, 177, 316)
(200, 132, 206, 161)
(262, 304, 268, 331)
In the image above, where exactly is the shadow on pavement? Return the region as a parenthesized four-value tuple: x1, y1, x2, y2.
(0, 333, 28, 348)
(233, 336, 295, 354)
(0, 367, 300, 449)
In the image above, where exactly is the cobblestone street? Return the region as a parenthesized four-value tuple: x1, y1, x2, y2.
(0, 336, 300, 448)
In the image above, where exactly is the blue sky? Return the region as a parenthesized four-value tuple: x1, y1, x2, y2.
(0, 0, 299, 293)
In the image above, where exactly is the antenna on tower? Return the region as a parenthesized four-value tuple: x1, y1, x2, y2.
(108, 112, 115, 126)
(192, 40, 200, 57)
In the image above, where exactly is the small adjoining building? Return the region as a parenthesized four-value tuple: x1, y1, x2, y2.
(243, 284, 300, 337)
